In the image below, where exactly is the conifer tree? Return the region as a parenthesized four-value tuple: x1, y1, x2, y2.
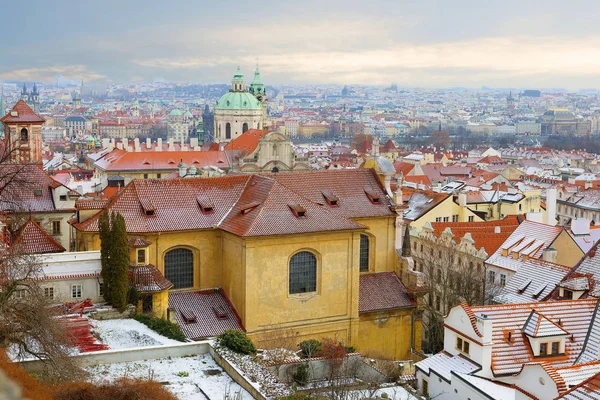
(98, 210, 112, 303)
(110, 212, 130, 312)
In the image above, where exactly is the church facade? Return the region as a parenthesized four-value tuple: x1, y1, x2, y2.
(214, 66, 267, 143)
(73, 169, 421, 360)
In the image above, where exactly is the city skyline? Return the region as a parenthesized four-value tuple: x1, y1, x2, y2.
(2, 0, 600, 89)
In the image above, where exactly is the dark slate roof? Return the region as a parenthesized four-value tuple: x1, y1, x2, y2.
(359, 272, 415, 313)
(168, 289, 244, 339)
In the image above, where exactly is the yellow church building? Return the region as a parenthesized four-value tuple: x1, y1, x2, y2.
(72, 169, 421, 360)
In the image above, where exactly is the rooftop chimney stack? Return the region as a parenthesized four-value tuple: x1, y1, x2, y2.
(156, 138, 162, 151)
(146, 138, 151, 149)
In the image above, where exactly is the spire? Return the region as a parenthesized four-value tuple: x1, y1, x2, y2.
(32, 82, 38, 94)
(22, 82, 27, 95)
(231, 65, 245, 91)
(250, 64, 265, 96)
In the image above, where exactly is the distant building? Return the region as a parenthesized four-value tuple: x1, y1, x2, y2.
(65, 115, 91, 138)
(541, 108, 591, 136)
(214, 66, 266, 143)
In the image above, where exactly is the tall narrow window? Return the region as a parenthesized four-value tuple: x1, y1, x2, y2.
(289, 251, 317, 294)
(242, 122, 248, 133)
(20, 128, 28, 141)
(273, 144, 278, 156)
(226, 123, 231, 139)
(359, 234, 370, 272)
(164, 248, 194, 289)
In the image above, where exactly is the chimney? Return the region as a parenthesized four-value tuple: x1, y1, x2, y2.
(116, 142, 123, 150)
(168, 138, 174, 151)
(494, 226, 501, 234)
(546, 188, 557, 226)
(156, 138, 162, 151)
(146, 138, 151, 149)
(458, 192, 467, 208)
(475, 313, 493, 344)
(586, 180, 592, 189)
(134, 138, 140, 152)
(542, 247, 558, 263)
(190, 138, 199, 148)
(76, 185, 84, 195)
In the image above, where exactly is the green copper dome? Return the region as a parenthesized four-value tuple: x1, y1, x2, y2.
(215, 91, 261, 110)
(170, 108, 183, 117)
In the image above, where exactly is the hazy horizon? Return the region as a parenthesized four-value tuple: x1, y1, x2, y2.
(3, 0, 600, 89)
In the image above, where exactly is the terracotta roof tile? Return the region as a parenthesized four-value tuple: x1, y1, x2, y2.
(0, 99, 45, 123)
(359, 272, 415, 312)
(168, 289, 244, 339)
(224, 129, 270, 153)
(128, 264, 172, 292)
(11, 219, 65, 254)
(93, 149, 230, 172)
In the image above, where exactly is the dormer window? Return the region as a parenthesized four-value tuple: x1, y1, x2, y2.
(364, 187, 381, 204)
(240, 202, 260, 215)
(322, 190, 339, 207)
(34, 189, 42, 197)
(196, 194, 214, 214)
(289, 204, 306, 218)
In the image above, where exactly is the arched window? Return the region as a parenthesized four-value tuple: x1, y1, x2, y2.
(289, 251, 317, 294)
(242, 123, 248, 133)
(225, 123, 231, 139)
(359, 234, 370, 272)
(20, 128, 28, 141)
(164, 248, 194, 289)
(257, 122, 260, 129)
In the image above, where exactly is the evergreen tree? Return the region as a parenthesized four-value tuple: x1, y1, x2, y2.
(110, 212, 130, 312)
(98, 210, 112, 303)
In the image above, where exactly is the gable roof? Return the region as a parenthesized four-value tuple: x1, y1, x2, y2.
(469, 299, 599, 375)
(557, 370, 600, 399)
(522, 310, 569, 337)
(0, 99, 45, 123)
(401, 187, 450, 221)
(11, 219, 65, 254)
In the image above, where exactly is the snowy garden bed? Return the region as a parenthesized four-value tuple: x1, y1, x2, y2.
(213, 344, 292, 399)
(90, 318, 182, 349)
(86, 353, 253, 399)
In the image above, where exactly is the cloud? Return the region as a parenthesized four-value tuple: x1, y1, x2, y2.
(128, 35, 600, 87)
(0, 65, 106, 83)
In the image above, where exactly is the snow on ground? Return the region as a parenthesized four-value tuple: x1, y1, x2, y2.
(87, 353, 253, 400)
(90, 319, 182, 349)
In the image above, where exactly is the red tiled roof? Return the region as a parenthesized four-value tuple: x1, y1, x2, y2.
(11, 219, 65, 254)
(128, 264, 172, 292)
(359, 272, 415, 313)
(0, 99, 45, 123)
(168, 289, 244, 339)
(74, 171, 376, 236)
(431, 216, 521, 255)
(266, 169, 395, 219)
(393, 161, 415, 176)
(0, 164, 74, 213)
(224, 129, 270, 153)
(128, 237, 152, 248)
(93, 149, 230, 172)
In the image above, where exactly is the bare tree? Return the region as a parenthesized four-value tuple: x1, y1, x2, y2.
(412, 232, 486, 354)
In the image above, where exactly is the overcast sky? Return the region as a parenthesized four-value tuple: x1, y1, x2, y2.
(2, 0, 600, 88)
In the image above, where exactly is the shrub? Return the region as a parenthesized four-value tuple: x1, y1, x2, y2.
(299, 339, 322, 358)
(291, 363, 309, 386)
(217, 329, 256, 355)
(343, 346, 356, 354)
(132, 314, 186, 342)
(52, 377, 177, 399)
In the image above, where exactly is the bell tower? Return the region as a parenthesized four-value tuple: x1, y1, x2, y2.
(249, 65, 267, 129)
(0, 100, 45, 164)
